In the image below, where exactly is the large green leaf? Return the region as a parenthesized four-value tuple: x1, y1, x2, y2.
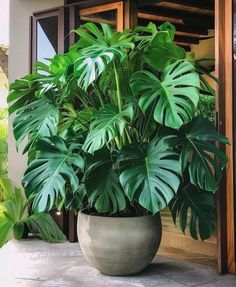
(65, 183, 87, 211)
(143, 22, 186, 71)
(131, 61, 200, 129)
(23, 136, 84, 212)
(135, 22, 159, 48)
(13, 99, 59, 152)
(26, 213, 66, 242)
(169, 183, 216, 241)
(59, 103, 92, 136)
(176, 117, 228, 191)
(118, 137, 181, 214)
(73, 23, 134, 90)
(83, 104, 134, 154)
(7, 74, 40, 114)
(85, 148, 126, 214)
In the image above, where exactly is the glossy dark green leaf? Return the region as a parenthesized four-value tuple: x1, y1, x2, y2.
(183, 118, 228, 191)
(13, 99, 59, 152)
(8, 74, 40, 114)
(131, 61, 200, 129)
(118, 137, 181, 214)
(85, 148, 126, 213)
(73, 23, 134, 90)
(169, 183, 216, 240)
(83, 104, 134, 154)
(165, 117, 229, 191)
(144, 23, 185, 71)
(23, 137, 84, 212)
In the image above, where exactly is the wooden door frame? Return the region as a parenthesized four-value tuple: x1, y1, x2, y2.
(215, 0, 236, 274)
(79, 1, 124, 31)
(31, 8, 65, 66)
(30, 2, 236, 271)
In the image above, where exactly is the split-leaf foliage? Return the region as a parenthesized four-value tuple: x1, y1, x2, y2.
(8, 22, 228, 240)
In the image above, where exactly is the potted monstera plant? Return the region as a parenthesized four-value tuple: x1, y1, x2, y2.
(8, 22, 228, 276)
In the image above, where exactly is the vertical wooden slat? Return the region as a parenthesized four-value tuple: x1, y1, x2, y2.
(28, 16, 35, 73)
(123, 0, 138, 29)
(215, 0, 236, 274)
(31, 15, 37, 68)
(215, 0, 227, 274)
(68, 5, 76, 45)
(224, 0, 236, 273)
(58, 7, 65, 54)
(116, 1, 124, 32)
(68, 212, 78, 242)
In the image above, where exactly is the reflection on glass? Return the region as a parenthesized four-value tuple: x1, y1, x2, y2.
(37, 16, 58, 63)
(80, 10, 117, 30)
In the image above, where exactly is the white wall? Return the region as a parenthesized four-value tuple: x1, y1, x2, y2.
(8, 0, 63, 186)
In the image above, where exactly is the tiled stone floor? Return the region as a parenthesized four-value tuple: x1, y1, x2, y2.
(0, 240, 235, 287)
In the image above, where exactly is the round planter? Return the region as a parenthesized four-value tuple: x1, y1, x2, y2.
(77, 211, 162, 276)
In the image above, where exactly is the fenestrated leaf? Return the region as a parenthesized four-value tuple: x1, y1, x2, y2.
(13, 99, 59, 152)
(169, 183, 216, 241)
(83, 104, 134, 154)
(73, 23, 134, 90)
(8, 74, 40, 114)
(134, 22, 159, 49)
(59, 103, 92, 135)
(65, 183, 87, 211)
(85, 148, 126, 213)
(144, 22, 185, 71)
(118, 137, 181, 214)
(23, 136, 84, 212)
(165, 117, 229, 191)
(131, 61, 200, 129)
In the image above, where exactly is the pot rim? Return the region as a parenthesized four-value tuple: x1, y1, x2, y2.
(79, 210, 159, 219)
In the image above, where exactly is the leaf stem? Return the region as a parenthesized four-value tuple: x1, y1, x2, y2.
(141, 100, 156, 142)
(113, 61, 122, 113)
(93, 84, 105, 108)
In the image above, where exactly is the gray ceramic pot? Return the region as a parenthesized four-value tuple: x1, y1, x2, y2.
(77, 211, 162, 276)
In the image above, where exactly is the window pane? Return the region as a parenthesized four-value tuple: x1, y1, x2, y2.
(79, 9, 118, 30)
(37, 16, 58, 63)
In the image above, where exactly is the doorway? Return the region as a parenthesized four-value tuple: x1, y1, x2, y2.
(30, 0, 236, 273)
